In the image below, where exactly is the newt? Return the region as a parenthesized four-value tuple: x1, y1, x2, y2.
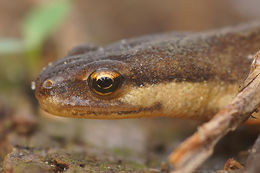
(35, 22, 260, 121)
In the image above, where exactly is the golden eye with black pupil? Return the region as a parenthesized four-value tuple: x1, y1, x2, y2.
(88, 69, 123, 96)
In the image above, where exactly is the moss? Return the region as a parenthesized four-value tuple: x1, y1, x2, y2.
(127, 161, 147, 170)
(99, 164, 109, 171)
(111, 147, 134, 157)
(12, 161, 51, 173)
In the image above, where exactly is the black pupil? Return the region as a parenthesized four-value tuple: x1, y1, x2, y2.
(96, 77, 113, 89)
(88, 70, 123, 95)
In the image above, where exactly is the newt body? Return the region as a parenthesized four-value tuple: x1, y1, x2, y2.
(35, 23, 260, 120)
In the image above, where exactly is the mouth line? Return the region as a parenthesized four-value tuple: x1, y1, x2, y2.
(73, 103, 161, 116)
(39, 98, 162, 118)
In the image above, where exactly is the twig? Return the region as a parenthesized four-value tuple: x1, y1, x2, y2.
(168, 51, 260, 173)
(245, 134, 260, 173)
(223, 158, 243, 171)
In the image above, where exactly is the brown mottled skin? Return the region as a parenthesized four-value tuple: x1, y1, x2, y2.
(35, 22, 260, 119)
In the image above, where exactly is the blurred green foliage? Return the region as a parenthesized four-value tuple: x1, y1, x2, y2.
(0, 0, 71, 91)
(23, 0, 71, 76)
(23, 0, 71, 50)
(0, 39, 24, 54)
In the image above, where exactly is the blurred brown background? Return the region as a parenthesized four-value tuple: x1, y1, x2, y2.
(1, 0, 260, 60)
(0, 0, 260, 172)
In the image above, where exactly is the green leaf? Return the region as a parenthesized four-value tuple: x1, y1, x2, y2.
(22, 0, 71, 50)
(0, 38, 24, 54)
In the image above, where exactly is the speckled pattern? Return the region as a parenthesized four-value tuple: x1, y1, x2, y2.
(35, 22, 260, 119)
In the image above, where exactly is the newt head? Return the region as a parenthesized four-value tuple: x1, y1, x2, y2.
(35, 23, 260, 120)
(34, 53, 162, 119)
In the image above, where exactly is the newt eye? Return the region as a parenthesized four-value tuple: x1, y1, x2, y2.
(88, 68, 123, 96)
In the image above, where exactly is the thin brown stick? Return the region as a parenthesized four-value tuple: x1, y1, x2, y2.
(245, 134, 260, 173)
(169, 51, 260, 173)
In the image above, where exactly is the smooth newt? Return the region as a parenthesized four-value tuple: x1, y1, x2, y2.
(35, 22, 260, 120)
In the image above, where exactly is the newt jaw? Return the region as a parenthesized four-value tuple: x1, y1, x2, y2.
(35, 79, 163, 119)
(36, 94, 163, 119)
(36, 80, 238, 120)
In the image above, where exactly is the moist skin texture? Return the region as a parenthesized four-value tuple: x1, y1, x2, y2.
(35, 22, 260, 120)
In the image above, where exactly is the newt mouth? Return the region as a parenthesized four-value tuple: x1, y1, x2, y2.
(36, 92, 162, 119)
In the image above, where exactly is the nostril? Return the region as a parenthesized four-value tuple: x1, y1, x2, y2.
(43, 79, 54, 89)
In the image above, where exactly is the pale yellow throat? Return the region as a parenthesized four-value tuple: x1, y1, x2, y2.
(119, 81, 239, 119)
